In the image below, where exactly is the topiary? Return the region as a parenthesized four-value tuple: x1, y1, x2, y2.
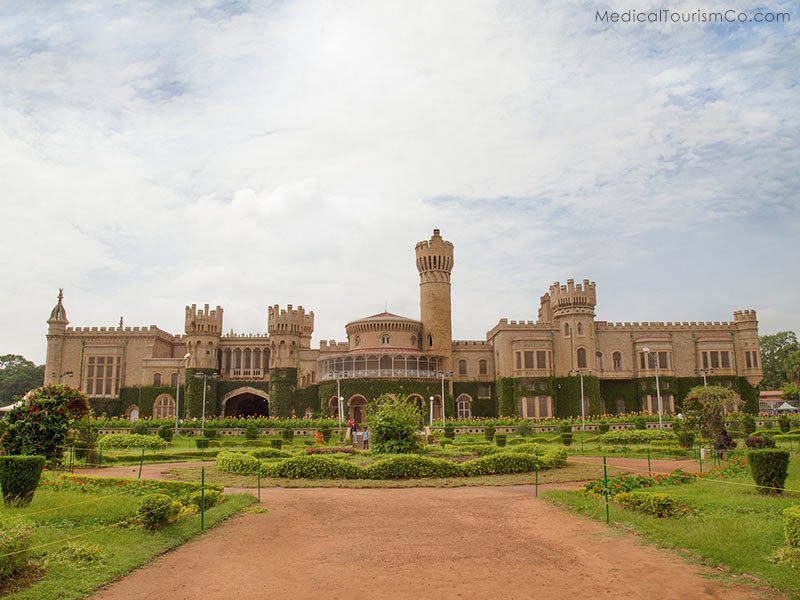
(0, 455, 46, 507)
(273, 455, 362, 479)
(202, 428, 218, 439)
(633, 416, 647, 430)
(779, 415, 791, 433)
(157, 425, 174, 442)
(282, 428, 294, 442)
(748, 448, 790, 495)
(216, 451, 259, 475)
(494, 434, 507, 447)
(195, 438, 209, 449)
(270, 438, 283, 449)
(597, 420, 610, 434)
(615, 492, 678, 517)
(363, 455, 463, 479)
(559, 421, 573, 433)
(783, 505, 800, 548)
(516, 421, 532, 437)
(130, 420, 150, 435)
(138, 494, 178, 530)
(560, 432, 573, 446)
(188, 489, 224, 509)
(320, 427, 332, 443)
(0, 513, 34, 578)
(746, 435, 775, 449)
(740, 413, 756, 435)
(484, 426, 495, 442)
(250, 448, 291, 459)
(244, 423, 259, 440)
(443, 425, 455, 440)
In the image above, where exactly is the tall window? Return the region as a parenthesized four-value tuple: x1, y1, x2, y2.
(658, 351, 668, 369)
(536, 351, 547, 369)
(564, 323, 570, 336)
(721, 351, 730, 368)
(577, 322, 583, 335)
(381, 334, 390, 345)
(355, 336, 361, 347)
(153, 373, 162, 386)
(613, 352, 622, 371)
(86, 356, 120, 397)
(595, 352, 603, 371)
(702, 352, 709, 369)
(577, 348, 587, 369)
(457, 395, 472, 418)
(524, 351, 534, 369)
(170, 372, 178, 388)
(458, 359, 467, 375)
(154, 394, 176, 419)
(428, 333, 433, 348)
(710, 351, 720, 368)
(516, 352, 522, 370)
(479, 359, 487, 375)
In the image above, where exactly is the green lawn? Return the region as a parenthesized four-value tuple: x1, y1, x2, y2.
(546, 453, 800, 598)
(1, 486, 255, 599)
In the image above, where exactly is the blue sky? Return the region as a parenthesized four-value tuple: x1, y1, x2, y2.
(0, 0, 798, 363)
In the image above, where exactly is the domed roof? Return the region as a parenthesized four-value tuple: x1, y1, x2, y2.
(354, 311, 420, 323)
(48, 289, 68, 322)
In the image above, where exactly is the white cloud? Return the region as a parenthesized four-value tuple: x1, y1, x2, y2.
(0, 0, 798, 363)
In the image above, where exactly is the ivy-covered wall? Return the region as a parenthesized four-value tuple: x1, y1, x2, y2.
(294, 384, 320, 417)
(598, 380, 639, 414)
(497, 377, 516, 416)
(269, 368, 297, 418)
(185, 368, 219, 419)
(89, 398, 125, 418)
(453, 381, 496, 417)
(114, 385, 183, 418)
(553, 376, 601, 418)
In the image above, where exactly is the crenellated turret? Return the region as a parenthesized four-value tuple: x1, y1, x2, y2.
(267, 304, 314, 368)
(184, 304, 223, 369)
(545, 279, 597, 374)
(415, 228, 454, 370)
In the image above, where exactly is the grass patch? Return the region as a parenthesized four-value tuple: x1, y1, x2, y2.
(545, 456, 800, 598)
(1, 487, 254, 599)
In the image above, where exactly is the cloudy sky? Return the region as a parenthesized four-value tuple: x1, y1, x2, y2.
(1, 0, 798, 364)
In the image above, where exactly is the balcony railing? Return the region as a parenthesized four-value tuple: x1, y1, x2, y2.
(320, 369, 441, 381)
(227, 368, 264, 379)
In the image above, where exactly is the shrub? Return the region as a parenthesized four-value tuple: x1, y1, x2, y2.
(597, 420, 610, 433)
(202, 428, 218, 439)
(55, 541, 102, 566)
(58, 474, 222, 498)
(244, 423, 259, 440)
(599, 430, 676, 445)
(364, 455, 463, 479)
(516, 421, 532, 437)
(305, 447, 354, 455)
(157, 425, 174, 442)
(745, 435, 775, 449)
(463, 452, 540, 476)
(366, 398, 422, 454)
(779, 415, 791, 433)
(217, 451, 259, 475)
(784, 505, 800, 548)
(633, 416, 647, 430)
(495, 434, 507, 447)
(281, 429, 294, 442)
(508, 444, 568, 468)
(270, 438, 283, 449)
(677, 432, 695, 449)
(98, 433, 167, 450)
(251, 448, 291, 459)
(443, 425, 455, 440)
(559, 421, 572, 433)
(615, 492, 678, 517)
(273, 455, 362, 479)
(740, 413, 756, 435)
(188, 489, 224, 509)
(138, 494, 177, 530)
(484, 426, 495, 442)
(0, 455, 46, 507)
(560, 433, 573, 446)
(748, 449, 790, 494)
(195, 438, 209, 449)
(320, 427, 332, 443)
(130, 420, 150, 435)
(0, 514, 34, 578)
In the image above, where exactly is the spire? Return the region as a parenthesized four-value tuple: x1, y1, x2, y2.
(48, 288, 68, 323)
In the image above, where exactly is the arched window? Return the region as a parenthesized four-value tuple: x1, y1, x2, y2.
(479, 359, 487, 375)
(458, 359, 467, 375)
(577, 348, 587, 369)
(153, 394, 175, 419)
(381, 334, 390, 345)
(428, 333, 433, 348)
(577, 322, 583, 335)
(457, 394, 472, 419)
(613, 352, 622, 371)
(153, 373, 162, 386)
(564, 323, 570, 336)
(595, 352, 603, 371)
(355, 336, 361, 347)
(411, 336, 417, 346)
(170, 372, 178, 388)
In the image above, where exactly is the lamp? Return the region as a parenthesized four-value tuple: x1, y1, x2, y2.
(642, 347, 663, 430)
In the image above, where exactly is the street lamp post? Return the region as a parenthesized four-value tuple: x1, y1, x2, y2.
(193, 371, 219, 430)
(569, 369, 591, 431)
(333, 371, 349, 429)
(175, 353, 191, 432)
(642, 347, 663, 430)
(429, 396, 434, 427)
(437, 370, 452, 428)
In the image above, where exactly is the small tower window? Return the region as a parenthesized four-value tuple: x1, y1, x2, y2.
(153, 373, 162, 386)
(428, 333, 433, 348)
(479, 359, 487, 375)
(577, 322, 583, 335)
(564, 323, 570, 336)
(381, 334, 390, 345)
(613, 352, 622, 371)
(458, 360, 467, 375)
(577, 348, 587, 369)
(595, 352, 603, 371)
(355, 336, 361, 347)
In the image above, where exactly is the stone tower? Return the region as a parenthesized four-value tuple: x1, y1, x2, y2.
(267, 305, 314, 369)
(547, 279, 597, 375)
(184, 304, 223, 369)
(415, 229, 454, 370)
(45, 289, 69, 386)
(733, 309, 762, 387)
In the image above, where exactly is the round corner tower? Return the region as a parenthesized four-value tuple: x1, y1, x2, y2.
(184, 304, 223, 369)
(267, 304, 314, 369)
(415, 228, 454, 370)
(548, 279, 597, 374)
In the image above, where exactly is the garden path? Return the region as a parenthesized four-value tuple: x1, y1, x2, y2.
(91, 481, 780, 600)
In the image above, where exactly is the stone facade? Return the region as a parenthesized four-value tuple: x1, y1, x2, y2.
(43, 229, 763, 422)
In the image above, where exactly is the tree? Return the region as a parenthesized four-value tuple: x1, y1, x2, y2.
(0, 355, 45, 406)
(759, 332, 799, 390)
(366, 394, 422, 454)
(682, 385, 743, 441)
(785, 350, 800, 387)
(781, 383, 800, 403)
(0, 385, 89, 460)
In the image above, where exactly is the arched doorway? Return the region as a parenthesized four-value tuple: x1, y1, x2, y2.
(429, 394, 443, 421)
(348, 395, 367, 425)
(222, 387, 270, 417)
(126, 405, 139, 422)
(329, 396, 342, 419)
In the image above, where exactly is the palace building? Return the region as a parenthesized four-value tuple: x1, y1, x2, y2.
(44, 229, 763, 423)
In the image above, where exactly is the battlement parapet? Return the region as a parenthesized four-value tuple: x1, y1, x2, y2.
(65, 325, 176, 341)
(544, 278, 597, 316)
(185, 303, 223, 335)
(452, 340, 490, 347)
(319, 340, 350, 351)
(733, 309, 758, 322)
(268, 304, 315, 335)
(597, 320, 736, 331)
(221, 333, 269, 339)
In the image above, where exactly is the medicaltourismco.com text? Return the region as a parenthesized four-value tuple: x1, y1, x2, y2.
(596, 9, 790, 23)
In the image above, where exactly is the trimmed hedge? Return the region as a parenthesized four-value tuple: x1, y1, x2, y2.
(217, 451, 260, 475)
(495, 434, 507, 447)
(748, 449, 790, 494)
(138, 494, 178, 530)
(0, 455, 46, 507)
(0, 514, 35, 578)
(615, 492, 678, 517)
(463, 452, 540, 476)
(784, 505, 800, 548)
(305, 447, 354, 455)
(188, 489, 224, 509)
(508, 444, 568, 468)
(97, 434, 168, 450)
(273, 455, 362, 479)
(746, 435, 776, 449)
(599, 430, 677, 445)
(251, 448, 292, 459)
(58, 474, 222, 498)
(364, 455, 463, 479)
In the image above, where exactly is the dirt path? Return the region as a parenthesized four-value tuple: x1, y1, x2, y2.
(92, 485, 779, 600)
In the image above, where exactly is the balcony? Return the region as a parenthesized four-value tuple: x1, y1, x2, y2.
(227, 368, 264, 379)
(319, 369, 441, 381)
